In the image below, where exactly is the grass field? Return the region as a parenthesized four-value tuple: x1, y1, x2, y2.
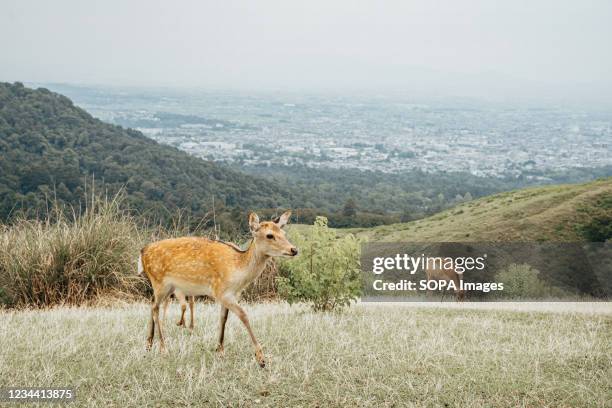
(1, 302, 610, 407)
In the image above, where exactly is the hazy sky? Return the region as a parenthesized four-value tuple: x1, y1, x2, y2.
(2, 0, 612, 102)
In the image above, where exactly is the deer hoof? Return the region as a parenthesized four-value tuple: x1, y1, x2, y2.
(215, 344, 224, 354)
(255, 349, 266, 368)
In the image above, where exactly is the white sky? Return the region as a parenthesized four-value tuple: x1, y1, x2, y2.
(1, 0, 611, 102)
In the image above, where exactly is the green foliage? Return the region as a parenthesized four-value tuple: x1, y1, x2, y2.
(276, 216, 362, 311)
(342, 198, 357, 217)
(494, 264, 567, 299)
(0, 82, 290, 231)
(579, 216, 612, 242)
(576, 193, 612, 242)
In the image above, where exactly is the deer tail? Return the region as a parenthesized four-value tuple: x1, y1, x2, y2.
(137, 253, 144, 275)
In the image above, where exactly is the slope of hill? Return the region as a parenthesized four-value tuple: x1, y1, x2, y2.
(345, 178, 611, 242)
(0, 82, 290, 226)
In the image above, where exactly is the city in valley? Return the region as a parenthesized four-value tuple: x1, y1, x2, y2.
(47, 84, 612, 180)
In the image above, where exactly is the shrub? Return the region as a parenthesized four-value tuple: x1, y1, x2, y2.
(276, 216, 362, 311)
(576, 194, 612, 242)
(578, 216, 612, 242)
(0, 196, 146, 307)
(494, 263, 567, 300)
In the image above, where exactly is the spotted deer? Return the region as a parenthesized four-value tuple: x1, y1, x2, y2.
(138, 211, 297, 367)
(425, 265, 465, 302)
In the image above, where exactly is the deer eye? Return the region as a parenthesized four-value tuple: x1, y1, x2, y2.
(266, 233, 274, 240)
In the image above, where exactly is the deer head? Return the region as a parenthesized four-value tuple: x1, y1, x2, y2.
(249, 211, 298, 257)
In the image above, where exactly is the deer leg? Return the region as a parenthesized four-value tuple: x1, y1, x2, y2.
(426, 277, 433, 300)
(222, 301, 265, 368)
(153, 288, 171, 353)
(146, 295, 156, 351)
(188, 296, 195, 330)
(216, 306, 229, 353)
(162, 294, 171, 324)
(457, 277, 465, 302)
(176, 291, 187, 327)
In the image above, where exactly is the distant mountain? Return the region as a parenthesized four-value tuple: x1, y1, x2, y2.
(0, 82, 290, 226)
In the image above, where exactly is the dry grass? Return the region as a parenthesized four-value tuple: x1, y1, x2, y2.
(0, 197, 145, 307)
(1, 302, 610, 407)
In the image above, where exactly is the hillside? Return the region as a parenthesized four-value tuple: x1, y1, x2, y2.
(243, 163, 612, 224)
(343, 178, 611, 242)
(0, 82, 290, 228)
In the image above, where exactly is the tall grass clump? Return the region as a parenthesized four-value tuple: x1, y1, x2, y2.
(0, 196, 145, 307)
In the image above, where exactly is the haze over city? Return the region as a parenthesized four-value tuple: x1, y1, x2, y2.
(2, 0, 612, 105)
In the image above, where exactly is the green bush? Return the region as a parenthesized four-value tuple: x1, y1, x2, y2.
(494, 263, 567, 300)
(576, 194, 612, 242)
(276, 216, 362, 311)
(578, 216, 612, 242)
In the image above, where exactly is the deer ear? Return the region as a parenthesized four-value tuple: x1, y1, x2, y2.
(249, 212, 260, 232)
(275, 210, 292, 228)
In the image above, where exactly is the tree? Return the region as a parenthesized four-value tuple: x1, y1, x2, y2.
(342, 198, 357, 217)
(276, 216, 362, 311)
(400, 210, 413, 223)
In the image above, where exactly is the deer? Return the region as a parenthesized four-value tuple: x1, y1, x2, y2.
(138, 210, 297, 367)
(425, 264, 465, 302)
(161, 241, 250, 329)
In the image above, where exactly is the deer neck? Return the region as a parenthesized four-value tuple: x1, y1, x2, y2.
(239, 239, 269, 282)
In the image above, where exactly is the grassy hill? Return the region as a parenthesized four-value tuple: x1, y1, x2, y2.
(340, 178, 612, 242)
